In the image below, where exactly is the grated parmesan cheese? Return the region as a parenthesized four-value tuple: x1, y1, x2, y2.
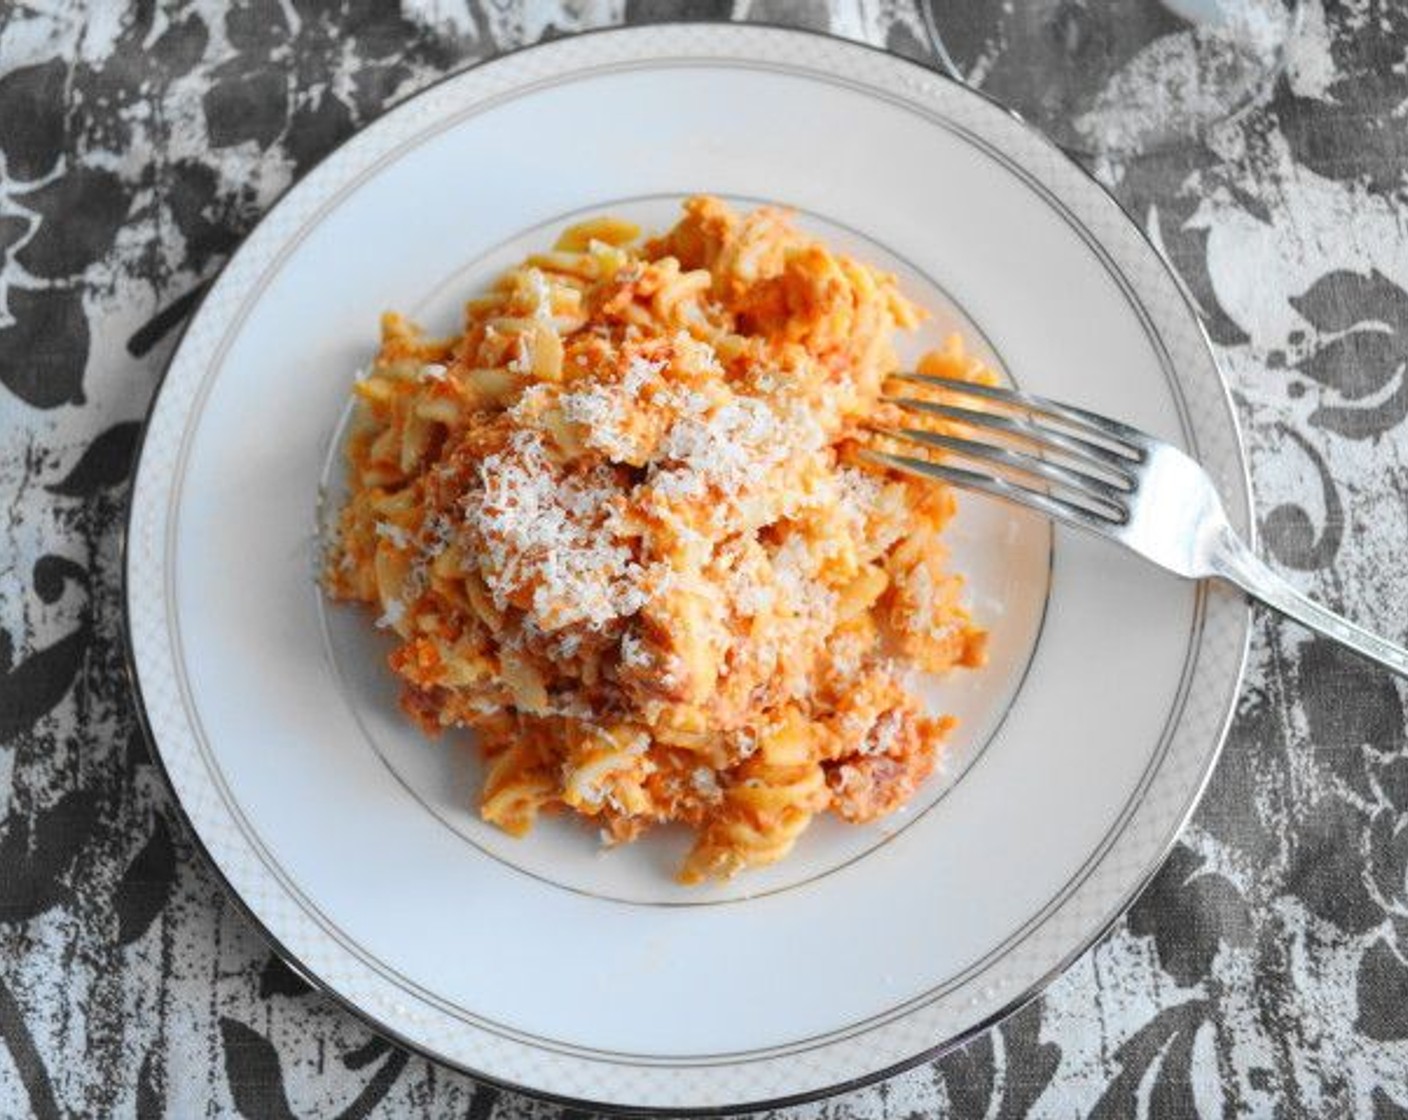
(375, 521, 411, 550)
(421, 514, 455, 558)
(623, 355, 667, 395)
(863, 711, 903, 757)
(561, 384, 636, 462)
(621, 631, 652, 668)
(466, 431, 646, 631)
(375, 598, 406, 630)
(691, 767, 722, 801)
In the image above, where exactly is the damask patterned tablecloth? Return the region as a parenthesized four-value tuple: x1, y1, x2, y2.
(1, 2, 1406, 1116)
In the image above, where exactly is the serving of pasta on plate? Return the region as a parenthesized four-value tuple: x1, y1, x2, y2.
(325, 196, 990, 883)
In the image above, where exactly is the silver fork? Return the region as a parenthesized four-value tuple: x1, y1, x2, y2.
(869, 374, 1408, 680)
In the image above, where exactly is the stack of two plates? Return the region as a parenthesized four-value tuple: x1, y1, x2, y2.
(126, 24, 1250, 1113)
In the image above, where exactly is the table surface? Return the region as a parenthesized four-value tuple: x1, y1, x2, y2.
(3, 1, 1407, 1117)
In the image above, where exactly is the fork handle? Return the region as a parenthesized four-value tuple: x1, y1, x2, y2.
(1210, 530, 1408, 679)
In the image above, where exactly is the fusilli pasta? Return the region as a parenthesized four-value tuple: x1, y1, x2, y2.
(325, 197, 988, 882)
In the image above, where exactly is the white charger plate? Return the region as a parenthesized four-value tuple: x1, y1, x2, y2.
(125, 24, 1251, 1113)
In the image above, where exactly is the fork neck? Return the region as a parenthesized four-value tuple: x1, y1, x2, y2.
(1208, 527, 1408, 680)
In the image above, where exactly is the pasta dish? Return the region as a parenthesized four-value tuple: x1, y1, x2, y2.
(325, 197, 988, 882)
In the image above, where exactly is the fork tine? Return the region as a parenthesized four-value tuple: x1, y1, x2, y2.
(891, 373, 1148, 460)
(883, 426, 1130, 521)
(887, 395, 1139, 489)
(864, 450, 1123, 533)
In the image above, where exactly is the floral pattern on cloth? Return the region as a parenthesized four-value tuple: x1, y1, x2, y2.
(1, 0, 1406, 1116)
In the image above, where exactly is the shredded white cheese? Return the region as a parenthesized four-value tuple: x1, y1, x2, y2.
(375, 598, 406, 630)
(375, 522, 411, 550)
(466, 431, 646, 631)
(691, 767, 722, 801)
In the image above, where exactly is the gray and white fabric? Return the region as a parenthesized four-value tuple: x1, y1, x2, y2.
(2, 2, 1406, 1116)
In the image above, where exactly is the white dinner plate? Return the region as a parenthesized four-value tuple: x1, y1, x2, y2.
(125, 24, 1251, 1113)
